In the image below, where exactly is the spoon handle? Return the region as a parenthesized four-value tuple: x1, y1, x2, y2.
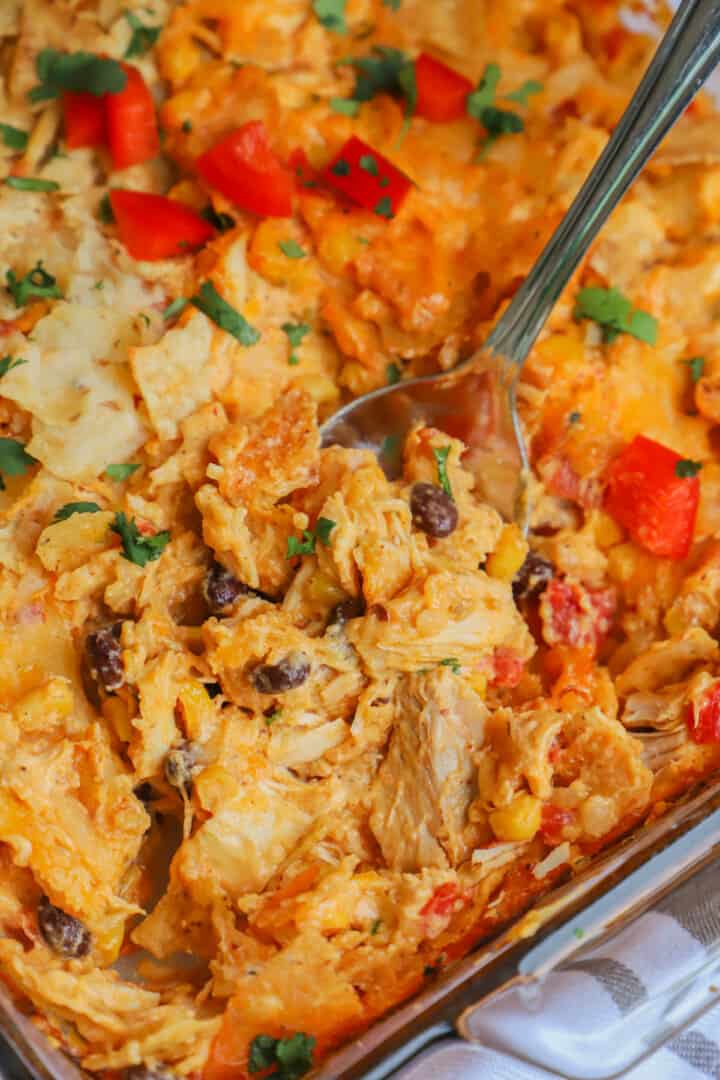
(486, 0, 720, 366)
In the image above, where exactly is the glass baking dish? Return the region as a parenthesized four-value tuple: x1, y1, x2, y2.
(2, 775, 720, 1080)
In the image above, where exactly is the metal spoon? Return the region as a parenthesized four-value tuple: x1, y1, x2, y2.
(321, 0, 720, 526)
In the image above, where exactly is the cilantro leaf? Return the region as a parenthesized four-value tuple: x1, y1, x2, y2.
(344, 46, 410, 104)
(681, 356, 705, 383)
(0, 124, 28, 151)
(440, 657, 461, 673)
(383, 0, 402, 7)
(191, 281, 260, 346)
(275, 1033, 316, 1079)
(105, 463, 141, 481)
(479, 106, 524, 137)
(98, 192, 115, 224)
(370, 917, 382, 933)
(313, 0, 347, 32)
(505, 79, 543, 105)
(374, 195, 393, 218)
(397, 59, 417, 122)
(467, 63, 502, 118)
(162, 297, 188, 321)
(29, 49, 127, 103)
(574, 286, 658, 345)
(5, 262, 63, 307)
(111, 512, 170, 566)
(331, 158, 351, 176)
(0, 356, 27, 378)
(124, 11, 161, 59)
(5, 176, 60, 193)
(386, 362, 401, 384)
(249, 1034, 279, 1074)
(433, 445, 453, 498)
(279, 239, 306, 259)
(282, 322, 310, 365)
(0, 439, 36, 489)
(359, 153, 379, 176)
(286, 518, 336, 559)
(675, 459, 702, 479)
(330, 98, 360, 116)
(53, 501, 101, 523)
(201, 204, 236, 232)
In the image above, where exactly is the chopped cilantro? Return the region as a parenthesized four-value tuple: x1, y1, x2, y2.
(0, 356, 27, 378)
(163, 297, 188, 321)
(480, 107, 524, 137)
(382, 0, 402, 7)
(124, 11, 161, 59)
(181, 119, 193, 134)
(93, 280, 104, 291)
(53, 501, 101, 523)
(374, 195, 393, 218)
(249, 1032, 315, 1078)
(329, 97, 360, 116)
(105, 463, 141, 481)
(681, 356, 705, 383)
(440, 657, 461, 673)
(313, 0, 347, 32)
(675, 458, 702, 479)
(331, 158, 351, 176)
(574, 286, 658, 345)
(370, 917, 382, 934)
(264, 707, 282, 727)
(433, 445, 453, 498)
(0, 439, 36, 490)
(573, 927, 585, 940)
(111, 511, 170, 567)
(386, 362, 401, 384)
(191, 281, 260, 346)
(98, 192, 115, 224)
(381, 433, 401, 460)
(359, 153, 379, 176)
(279, 239, 306, 259)
(467, 63, 502, 117)
(343, 46, 410, 104)
(396, 59, 417, 123)
(505, 79, 543, 105)
(201, 204, 235, 232)
(468, 64, 528, 157)
(29, 49, 127, 103)
(6, 262, 62, 307)
(0, 124, 29, 151)
(139, 312, 150, 328)
(282, 322, 310, 365)
(4, 176, 60, 193)
(286, 518, 336, 558)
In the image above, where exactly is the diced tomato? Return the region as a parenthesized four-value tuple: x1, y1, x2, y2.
(420, 883, 459, 920)
(491, 647, 525, 688)
(197, 122, 294, 218)
(106, 63, 160, 170)
(323, 136, 411, 219)
(540, 579, 615, 651)
(414, 53, 473, 122)
(109, 190, 214, 260)
(604, 435, 700, 560)
(603, 26, 628, 61)
(540, 804, 576, 844)
(687, 683, 720, 744)
(62, 91, 106, 149)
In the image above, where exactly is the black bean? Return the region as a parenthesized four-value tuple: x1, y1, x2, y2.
(164, 743, 197, 793)
(133, 782, 157, 803)
(85, 623, 124, 693)
(203, 563, 249, 614)
(251, 652, 310, 694)
(328, 596, 366, 627)
(125, 1067, 175, 1080)
(204, 681, 222, 699)
(410, 483, 458, 538)
(38, 897, 91, 958)
(512, 551, 554, 601)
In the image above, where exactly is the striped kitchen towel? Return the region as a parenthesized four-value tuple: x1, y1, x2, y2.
(395, 861, 720, 1080)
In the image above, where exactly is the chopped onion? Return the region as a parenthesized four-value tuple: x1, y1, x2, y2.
(533, 841, 571, 879)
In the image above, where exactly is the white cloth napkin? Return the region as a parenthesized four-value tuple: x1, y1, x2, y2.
(394, 867, 720, 1080)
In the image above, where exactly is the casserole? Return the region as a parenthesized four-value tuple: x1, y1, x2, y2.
(3, 1, 720, 1078)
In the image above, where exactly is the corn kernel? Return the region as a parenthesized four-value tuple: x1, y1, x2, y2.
(94, 916, 126, 965)
(606, 541, 641, 585)
(593, 511, 625, 549)
(467, 673, 487, 699)
(486, 524, 528, 582)
(14, 677, 73, 731)
(297, 372, 340, 406)
(664, 604, 688, 637)
(102, 696, 134, 743)
(489, 793, 542, 842)
(177, 681, 211, 740)
(307, 571, 346, 607)
(194, 764, 237, 813)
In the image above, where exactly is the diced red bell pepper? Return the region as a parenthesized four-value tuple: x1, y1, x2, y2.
(420, 883, 459, 920)
(106, 63, 160, 170)
(62, 91, 106, 149)
(414, 53, 473, 122)
(323, 136, 411, 219)
(540, 804, 576, 844)
(540, 579, 615, 651)
(687, 682, 720, 744)
(491, 647, 525, 688)
(604, 435, 700, 560)
(197, 121, 294, 218)
(109, 190, 215, 260)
